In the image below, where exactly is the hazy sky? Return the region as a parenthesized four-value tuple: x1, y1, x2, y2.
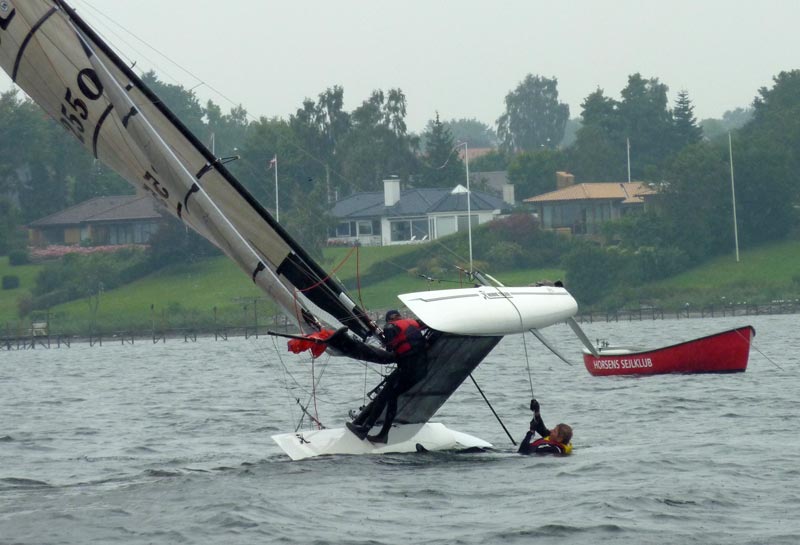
(2, 0, 799, 133)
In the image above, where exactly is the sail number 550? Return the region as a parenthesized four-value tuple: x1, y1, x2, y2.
(59, 68, 104, 144)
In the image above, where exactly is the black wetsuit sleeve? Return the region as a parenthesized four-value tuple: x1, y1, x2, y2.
(518, 414, 552, 455)
(531, 413, 551, 438)
(326, 327, 395, 364)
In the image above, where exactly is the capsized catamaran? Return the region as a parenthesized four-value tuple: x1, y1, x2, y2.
(0, 0, 579, 460)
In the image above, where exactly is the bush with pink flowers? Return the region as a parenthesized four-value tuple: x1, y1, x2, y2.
(28, 244, 148, 262)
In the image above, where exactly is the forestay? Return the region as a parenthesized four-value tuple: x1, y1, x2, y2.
(0, 0, 375, 339)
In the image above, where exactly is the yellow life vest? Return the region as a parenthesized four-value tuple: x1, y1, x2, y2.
(541, 435, 573, 455)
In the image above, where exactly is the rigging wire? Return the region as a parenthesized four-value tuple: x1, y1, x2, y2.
(737, 329, 783, 370)
(270, 334, 301, 429)
(72, 1, 186, 85)
(476, 280, 538, 397)
(469, 374, 516, 446)
(311, 351, 319, 427)
(72, 1, 361, 192)
(355, 244, 367, 312)
(261, 324, 392, 433)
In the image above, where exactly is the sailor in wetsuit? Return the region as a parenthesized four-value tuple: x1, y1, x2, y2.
(518, 398, 573, 455)
(346, 309, 428, 444)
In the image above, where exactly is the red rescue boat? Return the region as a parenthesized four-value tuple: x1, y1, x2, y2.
(583, 326, 755, 376)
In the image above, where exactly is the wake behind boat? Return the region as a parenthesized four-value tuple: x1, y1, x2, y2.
(583, 325, 755, 376)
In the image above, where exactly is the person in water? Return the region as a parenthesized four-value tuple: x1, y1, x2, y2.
(346, 309, 428, 444)
(518, 398, 573, 455)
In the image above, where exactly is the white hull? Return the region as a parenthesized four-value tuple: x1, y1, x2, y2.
(272, 423, 492, 461)
(399, 286, 577, 336)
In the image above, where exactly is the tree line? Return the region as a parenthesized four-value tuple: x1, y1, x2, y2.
(2, 68, 799, 305)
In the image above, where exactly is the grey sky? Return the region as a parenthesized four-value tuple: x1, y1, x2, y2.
(2, 0, 799, 133)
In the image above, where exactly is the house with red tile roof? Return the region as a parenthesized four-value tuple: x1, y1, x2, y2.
(524, 172, 657, 235)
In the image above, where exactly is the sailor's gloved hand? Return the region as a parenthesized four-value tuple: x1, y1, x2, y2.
(530, 398, 540, 413)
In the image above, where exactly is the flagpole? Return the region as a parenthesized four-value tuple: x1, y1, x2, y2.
(728, 133, 740, 262)
(626, 137, 631, 182)
(271, 155, 279, 223)
(459, 141, 473, 274)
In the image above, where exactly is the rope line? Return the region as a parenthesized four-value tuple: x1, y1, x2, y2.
(737, 328, 783, 370)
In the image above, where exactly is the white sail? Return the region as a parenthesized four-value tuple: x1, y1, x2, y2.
(0, 0, 375, 338)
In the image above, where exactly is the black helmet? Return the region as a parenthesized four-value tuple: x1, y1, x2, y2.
(385, 309, 401, 322)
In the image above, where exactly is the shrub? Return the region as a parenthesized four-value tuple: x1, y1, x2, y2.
(17, 293, 33, 318)
(28, 248, 149, 312)
(8, 249, 29, 266)
(485, 241, 525, 269)
(2, 275, 20, 290)
(636, 246, 690, 282)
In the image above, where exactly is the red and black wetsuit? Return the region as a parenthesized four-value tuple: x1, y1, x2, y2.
(385, 318, 426, 361)
(356, 318, 429, 440)
(518, 414, 569, 455)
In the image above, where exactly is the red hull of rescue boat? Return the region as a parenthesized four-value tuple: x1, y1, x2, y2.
(583, 326, 755, 376)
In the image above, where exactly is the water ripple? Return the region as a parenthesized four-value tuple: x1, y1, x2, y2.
(0, 317, 797, 545)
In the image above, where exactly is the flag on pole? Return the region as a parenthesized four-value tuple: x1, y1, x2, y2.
(268, 155, 277, 169)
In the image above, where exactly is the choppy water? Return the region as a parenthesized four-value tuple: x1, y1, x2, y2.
(1, 314, 798, 544)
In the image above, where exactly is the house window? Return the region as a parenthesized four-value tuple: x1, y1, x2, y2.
(390, 217, 428, 242)
(357, 220, 373, 235)
(335, 221, 354, 237)
(411, 219, 429, 239)
(109, 224, 134, 244)
(390, 220, 411, 242)
(437, 216, 456, 237)
(134, 222, 158, 243)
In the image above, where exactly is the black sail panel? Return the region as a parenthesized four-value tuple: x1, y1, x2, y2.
(354, 334, 503, 426)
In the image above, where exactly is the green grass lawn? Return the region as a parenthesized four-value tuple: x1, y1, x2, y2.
(641, 240, 800, 307)
(654, 240, 800, 290)
(48, 256, 270, 332)
(0, 256, 43, 329)
(3, 238, 799, 333)
(322, 244, 425, 282)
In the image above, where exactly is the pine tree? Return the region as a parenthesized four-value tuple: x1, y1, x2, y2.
(421, 112, 463, 188)
(672, 89, 703, 149)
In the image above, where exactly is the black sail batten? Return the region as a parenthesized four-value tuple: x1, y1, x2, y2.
(91, 103, 114, 158)
(12, 6, 57, 81)
(52, 0, 374, 338)
(354, 334, 503, 426)
(0, 9, 16, 31)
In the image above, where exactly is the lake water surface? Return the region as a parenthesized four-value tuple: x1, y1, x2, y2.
(1, 314, 798, 544)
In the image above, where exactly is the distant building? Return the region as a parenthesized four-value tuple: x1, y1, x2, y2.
(329, 178, 513, 246)
(457, 146, 495, 163)
(524, 171, 657, 235)
(28, 195, 163, 246)
(469, 171, 515, 205)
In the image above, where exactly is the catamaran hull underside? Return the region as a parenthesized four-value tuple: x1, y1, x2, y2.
(272, 423, 492, 461)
